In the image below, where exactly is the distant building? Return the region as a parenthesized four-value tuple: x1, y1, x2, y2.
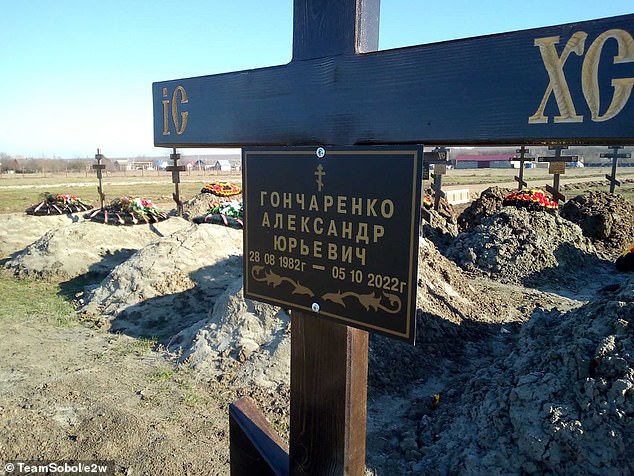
(132, 160, 153, 170)
(453, 154, 515, 169)
(114, 159, 131, 171)
(213, 159, 232, 172)
(187, 159, 207, 170)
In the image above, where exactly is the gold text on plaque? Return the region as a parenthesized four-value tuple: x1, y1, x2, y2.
(529, 28, 634, 124)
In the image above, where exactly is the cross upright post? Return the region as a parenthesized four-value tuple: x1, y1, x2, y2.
(600, 145, 631, 193)
(512, 145, 533, 190)
(92, 148, 106, 210)
(166, 148, 186, 216)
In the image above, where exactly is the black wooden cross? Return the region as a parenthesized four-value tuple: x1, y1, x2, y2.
(92, 149, 106, 210)
(424, 148, 451, 211)
(151, 2, 634, 475)
(166, 148, 186, 216)
(512, 146, 534, 190)
(600, 145, 631, 193)
(538, 145, 579, 203)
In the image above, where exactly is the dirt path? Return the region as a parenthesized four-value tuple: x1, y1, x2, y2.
(0, 313, 234, 475)
(0, 306, 295, 475)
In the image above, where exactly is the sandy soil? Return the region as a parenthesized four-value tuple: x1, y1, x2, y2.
(0, 187, 632, 475)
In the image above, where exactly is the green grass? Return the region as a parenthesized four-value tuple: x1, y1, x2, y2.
(147, 365, 176, 383)
(0, 274, 77, 326)
(112, 335, 159, 356)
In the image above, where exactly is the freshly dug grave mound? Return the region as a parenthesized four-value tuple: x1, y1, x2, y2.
(457, 186, 510, 232)
(0, 214, 77, 259)
(173, 237, 528, 390)
(446, 206, 599, 287)
(87, 197, 168, 225)
(168, 278, 290, 389)
(3, 218, 189, 280)
(421, 208, 459, 253)
(370, 237, 550, 393)
(79, 224, 242, 341)
(560, 191, 634, 258)
(26, 193, 92, 215)
(423, 189, 456, 223)
(182, 193, 215, 221)
(414, 275, 634, 476)
(192, 199, 243, 228)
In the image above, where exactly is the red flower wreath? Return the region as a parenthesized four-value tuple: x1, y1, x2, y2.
(201, 182, 241, 197)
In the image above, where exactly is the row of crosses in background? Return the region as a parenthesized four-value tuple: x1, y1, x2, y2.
(511, 145, 630, 203)
(90, 148, 188, 217)
(423, 143, 630, 223)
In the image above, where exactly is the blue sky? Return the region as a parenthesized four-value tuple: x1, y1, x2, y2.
(1, 1, 632, 158)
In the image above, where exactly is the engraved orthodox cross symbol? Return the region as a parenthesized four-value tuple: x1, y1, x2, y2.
(314, 164, 325, 192)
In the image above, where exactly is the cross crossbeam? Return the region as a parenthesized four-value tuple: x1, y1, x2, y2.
(154, 11, 634, 148)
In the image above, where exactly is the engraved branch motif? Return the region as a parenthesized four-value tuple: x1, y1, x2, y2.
(321, 290, 402, 314)
(251, 266, 315, 297)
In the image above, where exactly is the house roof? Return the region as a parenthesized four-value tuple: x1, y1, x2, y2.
(215, 159, 231, 166)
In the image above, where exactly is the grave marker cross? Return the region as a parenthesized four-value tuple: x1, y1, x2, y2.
(512, 146, 534, 190)
(92, 149, 106, 210)
(538, 145, 578, 204)
(151, 2, 634, 475)
(165, 148, 186, 216)
(600, 146, 631, 193)
(424, 148, 452, 211)
(154, 8, 634, 148)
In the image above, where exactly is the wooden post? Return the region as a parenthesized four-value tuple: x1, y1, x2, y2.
(600, 146, 630, 193)
(423, 148, 451, 211)
(290, 312, 368, 475)
(166, 148, 186, 216)
(512, 145, 533, 190)
(92, 148, 106, 209)
(229, 397, 289, 476)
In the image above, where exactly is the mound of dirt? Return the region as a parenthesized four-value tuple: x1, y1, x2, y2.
(79, 224, 243, 341)
(182, 193, 214, 221)
(169, 278, 290, 389)
(413, 275, 634, 475)
(368, 237, 557, 396)
(421, 209, 459, 253)
(457, 186, 511, 232)
(446, 207, 599, 287)
(3, 218, 190, 280)
(560, 191, 634, 258)
(0, 213, 77, 259)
